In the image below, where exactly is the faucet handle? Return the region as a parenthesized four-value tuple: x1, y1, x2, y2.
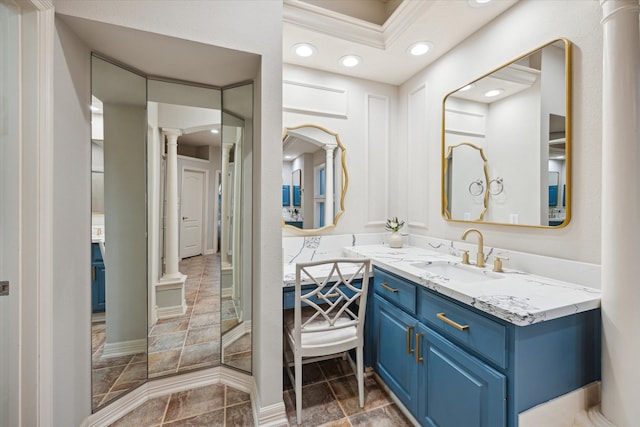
(460, 249, 470, 265)
(493, 256, 509, 273)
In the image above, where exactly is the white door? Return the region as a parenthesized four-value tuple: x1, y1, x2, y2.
(180, 170, 205, 258)
(0, 2, 21, 425)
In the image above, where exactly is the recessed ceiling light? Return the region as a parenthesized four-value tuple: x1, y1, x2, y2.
(484, 88, 504, 98)
(293, 43, 316, 58)
(408, 42, 432, 56)
(210, 129, 219, 134)
(340, 55, 361, 68)
(468, 0, 493, 7)
(459, 83, 475, 92)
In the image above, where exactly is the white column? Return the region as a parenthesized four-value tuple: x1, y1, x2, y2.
(324, 144, 336, 227)
(155, 128, 187, 319)
(220, 142, 233, 268)
(583, 1, 640, 426)
(162, 128, 183, 278)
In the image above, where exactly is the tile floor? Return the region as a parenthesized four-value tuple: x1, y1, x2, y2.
(109, 357, 413, 427)
(108, 382, 253, 427)
(282, 358, 413, 427)
(148, 254, 222, 378)
(91, 254, 224, 410)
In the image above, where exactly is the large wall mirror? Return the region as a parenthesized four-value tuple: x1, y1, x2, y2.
(442, 38, 571, 228)
(282, 124, 347, 233)
(91, 55, 253, 413)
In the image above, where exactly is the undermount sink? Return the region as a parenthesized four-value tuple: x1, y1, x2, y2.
(409, 261, 503, 283)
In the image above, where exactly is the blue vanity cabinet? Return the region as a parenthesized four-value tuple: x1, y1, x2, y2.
(369, 266, 600, 427)
(373, 294, 420, 414)
(416, 322, 506, 427)
(91, 242, 105, 313)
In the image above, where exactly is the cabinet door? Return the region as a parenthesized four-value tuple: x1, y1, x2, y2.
(373, 295, 418, 414)
(416, 324, 506, 427)
(92, 264, 106, 313)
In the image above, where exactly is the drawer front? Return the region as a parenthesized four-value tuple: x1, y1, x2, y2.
(417, 288, 507, 369)
(373, 268, 416, 315)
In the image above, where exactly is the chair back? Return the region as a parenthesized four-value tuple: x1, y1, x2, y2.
(293, 258, 371, 344)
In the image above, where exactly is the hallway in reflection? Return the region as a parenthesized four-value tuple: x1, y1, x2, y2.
(148, 254, 221, 378)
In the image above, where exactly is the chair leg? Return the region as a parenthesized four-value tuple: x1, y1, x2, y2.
(295, 353, 303, 425)
(357, 346, 364, 408)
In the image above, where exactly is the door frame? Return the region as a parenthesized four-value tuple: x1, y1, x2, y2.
(180, 166, 209, 259)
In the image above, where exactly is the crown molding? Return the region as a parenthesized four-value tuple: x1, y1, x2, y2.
(283, 0, 385, 49)
(284, 0, 434, 51)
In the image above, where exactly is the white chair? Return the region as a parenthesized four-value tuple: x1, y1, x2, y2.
(284, 258, 372, 425)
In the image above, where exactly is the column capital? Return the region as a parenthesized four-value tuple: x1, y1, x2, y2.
(601, 0, 640, 25)
(161, 128, 183, 138)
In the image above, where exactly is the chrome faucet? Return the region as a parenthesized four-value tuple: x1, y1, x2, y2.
(461, 228, 485, 268)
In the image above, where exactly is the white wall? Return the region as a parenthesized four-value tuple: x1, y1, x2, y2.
(53, 17, 92, 426)
(51, 0, 284, 422)
(399, 0, 603, 264)
(283, 63, 399, 235)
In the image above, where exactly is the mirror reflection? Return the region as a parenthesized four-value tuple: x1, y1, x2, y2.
(443, 38, 571, 227)
(220, 83, 253, 371)
(91, 56, 148, 411)
(91, 57, 253, 412)
(444, 142, 489, 221)
(146, 79, 223, 379)
(282, 124, 347, 232)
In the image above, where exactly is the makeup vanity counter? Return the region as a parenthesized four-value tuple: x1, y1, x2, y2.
(340, 244, 601, 427)
(343, 244, 601, 326)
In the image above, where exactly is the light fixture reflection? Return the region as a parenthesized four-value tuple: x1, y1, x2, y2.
(484, 88, 504, 98)
(459, 83, 475, 92)
(210, 129, 219, 134)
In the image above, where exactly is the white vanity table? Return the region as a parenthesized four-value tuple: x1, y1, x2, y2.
(282, 241, 602, 427)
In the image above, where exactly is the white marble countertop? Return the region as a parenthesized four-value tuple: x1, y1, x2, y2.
(341, 244, 601, 326)
(283, 260, 365, 287)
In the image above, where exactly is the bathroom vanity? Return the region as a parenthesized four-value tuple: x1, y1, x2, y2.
(344, 244, 601, 427)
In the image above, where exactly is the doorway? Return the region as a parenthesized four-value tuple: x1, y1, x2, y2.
(180, 168, 207, 259)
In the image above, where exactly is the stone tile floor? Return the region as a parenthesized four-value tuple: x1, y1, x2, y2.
(108, 357, 413, 426)
(108, 383, 253, 427)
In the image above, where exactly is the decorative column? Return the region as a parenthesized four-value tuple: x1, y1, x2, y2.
(220, 142, 233, 269)
(324, 144, 337, 227)
(579, 1, 640, 425)
(155, 128, 187, 319)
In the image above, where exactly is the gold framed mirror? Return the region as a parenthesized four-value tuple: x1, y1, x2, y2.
(282, 124, 348, 233)
(442, 38, 571, 228)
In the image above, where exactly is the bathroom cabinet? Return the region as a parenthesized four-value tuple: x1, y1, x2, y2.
(368, 266, 600, 427)
(91, 242, 105, 313)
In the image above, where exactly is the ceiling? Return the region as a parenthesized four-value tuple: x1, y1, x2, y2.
(283, 0, 520, 85)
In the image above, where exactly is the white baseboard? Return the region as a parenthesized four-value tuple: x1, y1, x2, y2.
(221, 287, 233, 298)
(101, 338, 147, 359)
(85, 366, 259, 427)
(204, 248, 215, 255)
(252, 387, 288, 427)
(222, 320, 252, 349)
(518, 382, 601, 427)
(156, 303, 187, 320)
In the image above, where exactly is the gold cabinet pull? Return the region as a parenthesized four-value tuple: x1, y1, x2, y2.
(406, 326, 414, 354)
(415, 333, 424, 362)
(436, 312, 469, 331)
(381, 282, 399, 293)
(323, 292, 339, 298)
(92, 266, 96, 281)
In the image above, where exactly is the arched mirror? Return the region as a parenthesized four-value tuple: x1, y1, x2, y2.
(282, 124, 347, 233)
(444, 142, 489, 221)
(443, 38, 571, 227)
